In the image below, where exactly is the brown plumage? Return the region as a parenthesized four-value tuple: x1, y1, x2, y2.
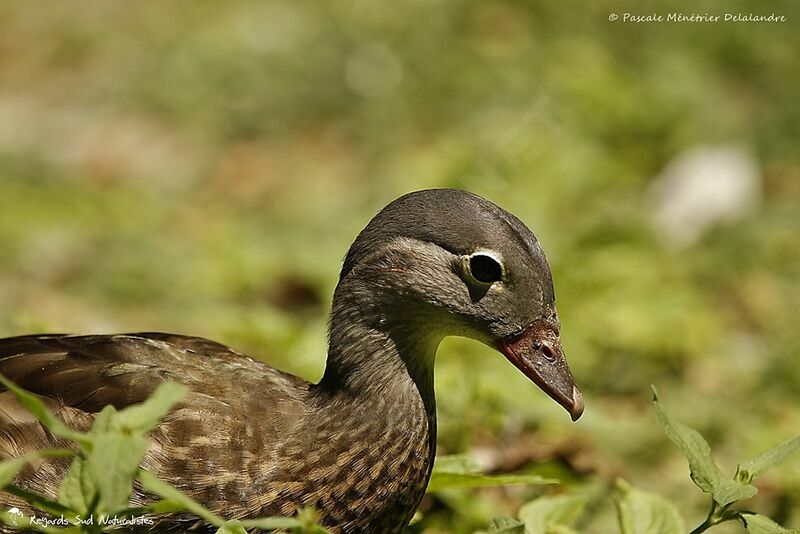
(0, 190, 582, 532)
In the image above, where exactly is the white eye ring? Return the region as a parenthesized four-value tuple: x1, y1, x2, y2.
(466, 251, 504, 284)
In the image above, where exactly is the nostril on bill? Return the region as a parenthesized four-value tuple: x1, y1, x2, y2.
(541, 341, 556, 362)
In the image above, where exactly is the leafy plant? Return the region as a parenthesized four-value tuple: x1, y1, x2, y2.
(472, 387, 799, 534)
(0, 374, 326, 533)
(652, 387, 799, 534)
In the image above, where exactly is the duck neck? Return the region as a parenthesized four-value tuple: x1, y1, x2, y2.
(317, 277, 441, 420)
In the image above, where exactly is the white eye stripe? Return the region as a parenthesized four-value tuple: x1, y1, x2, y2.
(470, 250, 503, 264)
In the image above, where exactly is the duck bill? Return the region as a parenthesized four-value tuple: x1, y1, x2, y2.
(497, 323, 584, 421)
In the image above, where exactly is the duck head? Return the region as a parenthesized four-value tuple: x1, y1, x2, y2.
(332, 189, 583, 421)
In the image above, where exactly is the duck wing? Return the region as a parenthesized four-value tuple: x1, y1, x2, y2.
(0, 333, 310, 527)
(0, 333, 308, 412)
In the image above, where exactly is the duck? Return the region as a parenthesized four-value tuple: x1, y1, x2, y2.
(0, 189, 583, 533)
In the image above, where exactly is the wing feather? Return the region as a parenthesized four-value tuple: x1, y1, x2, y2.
(0, 332, 310, 525)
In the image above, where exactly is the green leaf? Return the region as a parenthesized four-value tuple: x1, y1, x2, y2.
(0, 449, 74, 489)
(428, 454, 555, 492)
(138, 468, 226, 526)
(743, 514, 800, 534)
(485, 516, 525, 533)
(216, 522, 249, 534)
(519, 494, 586, 534)
(0, 457, 29, 490)
(89, 405, 118, 434)
(88, 433, 149, 514)
(652, 387, 757, 506)
(409, 510, 423, 525)
(738, 436, 800, 483)
(0, 373, 90, 447)
(614, 479, 684, 534)
(58, 455, 92, 514)
(114, 382, 189, 433)
(144, 499, 191, 514)
(59, 453, 106, 517)
(433, 454, 482, 474)
(427, 472, 557, 492)
(712, 480, 759, 508)
(293, 507, 329, 533)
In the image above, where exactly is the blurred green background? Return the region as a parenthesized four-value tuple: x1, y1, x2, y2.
(1, 0, 798, 532)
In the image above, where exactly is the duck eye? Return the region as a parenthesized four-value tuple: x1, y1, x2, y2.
(468, 253, 503, 284)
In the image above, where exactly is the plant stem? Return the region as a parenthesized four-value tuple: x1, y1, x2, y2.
(689, 502, 741, 534)
(690, 515, 715, 534)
